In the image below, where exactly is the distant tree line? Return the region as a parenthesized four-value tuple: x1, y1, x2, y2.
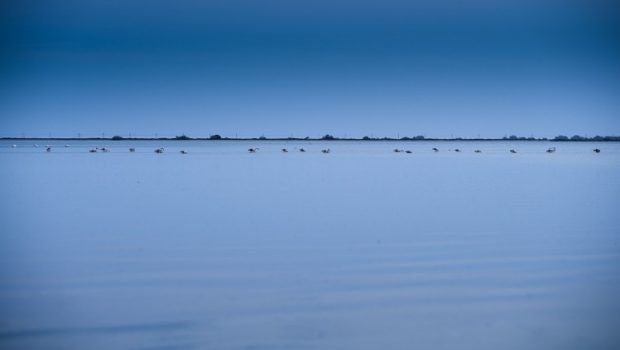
(500, 134, 620, 141)
(551, 135, 620, 142)
(5, 134, 620, 141)
(502, 135, 543, 141)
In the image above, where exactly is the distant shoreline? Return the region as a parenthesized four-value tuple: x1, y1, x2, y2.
(1, 136, 620, 142)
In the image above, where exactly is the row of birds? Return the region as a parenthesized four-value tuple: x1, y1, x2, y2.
(248, 147, 331, 153)
(16, 144, 602, 154)
(395, 147, 602, 153)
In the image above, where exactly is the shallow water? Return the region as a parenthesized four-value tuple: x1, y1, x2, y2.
(1, 140, 619, 349)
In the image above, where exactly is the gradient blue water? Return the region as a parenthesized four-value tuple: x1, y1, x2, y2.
(1, 141, 619, 349)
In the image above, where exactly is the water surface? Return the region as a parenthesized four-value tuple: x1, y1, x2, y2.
(1, 140, 619, 349)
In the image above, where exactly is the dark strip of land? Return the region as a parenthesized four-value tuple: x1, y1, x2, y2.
(2, 134, 619, 142)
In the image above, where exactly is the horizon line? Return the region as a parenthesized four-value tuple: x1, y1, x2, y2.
(2, 135, 620, 142)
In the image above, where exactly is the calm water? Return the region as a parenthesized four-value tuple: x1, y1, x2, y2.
(1, 140, 619, 349)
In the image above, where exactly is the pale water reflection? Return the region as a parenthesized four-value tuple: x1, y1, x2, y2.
(1, 141, 619, 349)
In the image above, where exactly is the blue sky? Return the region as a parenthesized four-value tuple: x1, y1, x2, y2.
(1, 0, 619, 138)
